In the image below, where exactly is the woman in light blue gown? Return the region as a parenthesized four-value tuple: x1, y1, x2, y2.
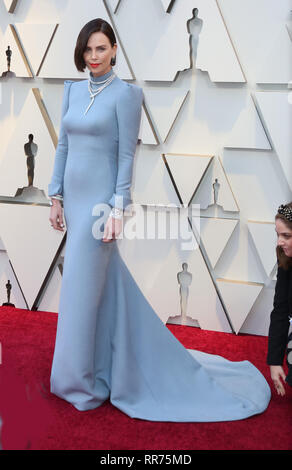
(48, 18, 270, 422)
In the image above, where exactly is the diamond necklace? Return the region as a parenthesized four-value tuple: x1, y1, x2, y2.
(84, 71, 116, 115)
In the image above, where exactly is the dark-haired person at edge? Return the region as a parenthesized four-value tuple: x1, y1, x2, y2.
(267, 203, 292, 395)
(47, 18, 270, 422)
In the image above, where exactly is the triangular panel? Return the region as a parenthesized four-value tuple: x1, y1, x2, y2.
(248, 221, 277, 277)
(14, 23, 57, 77)
(195, 0, 245, 82)
(0, 204, 65, 309)
(143, 88, 189, 143)
(131, 148, 179, 207)
(256, 27, 292, 84)
(37, 257, 63, 314)
(216, 278, 263, 334)
(0, 88, 56, 200)
(139, 107, 158, 145)
(160, 0, 175, 13)
(192, 157, 239, 212)
(164, 153, 213, 206)
(140, 0, 244, 82)
(3, 0, 19, 13)
(254, 91, 292, 191)
(199, 218, 239, 268)
(0, 252, 27, 309)
(107, 0, 122, 13)
(225, 94, 271, 150)
(0, 25, 31, 77)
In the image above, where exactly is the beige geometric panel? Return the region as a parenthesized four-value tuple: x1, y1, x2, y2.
(248, 221, 277, 277)
(141, 1, 196, 81)
(143, 88, 189, 143)
(139, 107, 158, 145)
(224, 94, 271, 150)
(0, 25, 31, 77)
(132, 148, 179, 206)
(107, 0, 122, 13)
(37, 258, 63, 314)
(14, 23, 57, 77)
(162, 72, 254, 157)
(0, 88, 56, 200)
(256, 26, 292, 84)
(146, 0, 244, 82)
(254, 91, 292, 192)
(216, 278, 264, 334)
(0, 251, 27, 308)
(217, 0, 291, 84)
(106, 0, 243, 82)
(3, 0, 19, 14)
(39, 0, 133, 80)
(198, 217, 239, 268)
(164, 153, 213, 206)
(240, 282, 276, 336)
(118, 206, 232, 332)
(0, 203, 65, 309)
(192, 157, 239, 212)
(160, 0, 175, 13)
(195, 0, 245, 82)
(221, 148, 291, 225)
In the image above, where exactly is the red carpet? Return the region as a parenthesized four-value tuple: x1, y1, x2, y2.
(0, 306, 291, 450)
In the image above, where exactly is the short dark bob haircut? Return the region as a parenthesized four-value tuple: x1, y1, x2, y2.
(276, 201, 292, 270)
(74, 18, 116, 72)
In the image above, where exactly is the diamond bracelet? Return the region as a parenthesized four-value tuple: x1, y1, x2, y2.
(109, 207, 123, 219)
(49, 195, 63, 207)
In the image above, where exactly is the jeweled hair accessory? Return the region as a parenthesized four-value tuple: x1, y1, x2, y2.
(277, 204, 292, 222)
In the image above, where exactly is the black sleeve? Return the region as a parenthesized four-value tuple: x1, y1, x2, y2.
(267, 266, 291, 365)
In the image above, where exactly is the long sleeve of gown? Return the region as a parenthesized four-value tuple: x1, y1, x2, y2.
(267, 265, 291, 365)
(108, 83, 143, 210)
(48, 80, 74, 198)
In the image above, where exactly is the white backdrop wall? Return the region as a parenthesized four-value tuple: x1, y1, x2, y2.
(0, 0, 291, 336)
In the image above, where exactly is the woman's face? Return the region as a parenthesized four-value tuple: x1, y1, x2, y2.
(276, 218, 292, 258)
(83, 31, 117, 77)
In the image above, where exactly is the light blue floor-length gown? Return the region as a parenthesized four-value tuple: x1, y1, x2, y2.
(48, 69, 271, 421)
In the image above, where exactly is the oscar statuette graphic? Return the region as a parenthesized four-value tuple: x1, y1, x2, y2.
(13, 134, 48, 203)
(177, 263, 192, 325)
(2, 279, 15, 307)
(2, 45, 16, 77)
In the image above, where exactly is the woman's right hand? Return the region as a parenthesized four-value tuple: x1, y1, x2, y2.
(270, 365, 286, 396)
(49, 199, 65, 231)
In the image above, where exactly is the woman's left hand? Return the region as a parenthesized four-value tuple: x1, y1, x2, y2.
(270, 365, 286, 396)
(102, 216, 123, 242)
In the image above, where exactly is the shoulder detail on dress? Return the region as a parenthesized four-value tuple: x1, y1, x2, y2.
(120, 80, 142, 92)
(63, 80, 75, 93)
(117, 80, 144, 103)
(64, 79, 86, 88)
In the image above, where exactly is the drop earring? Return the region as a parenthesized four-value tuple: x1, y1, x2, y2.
(110, 56, 116, 66)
